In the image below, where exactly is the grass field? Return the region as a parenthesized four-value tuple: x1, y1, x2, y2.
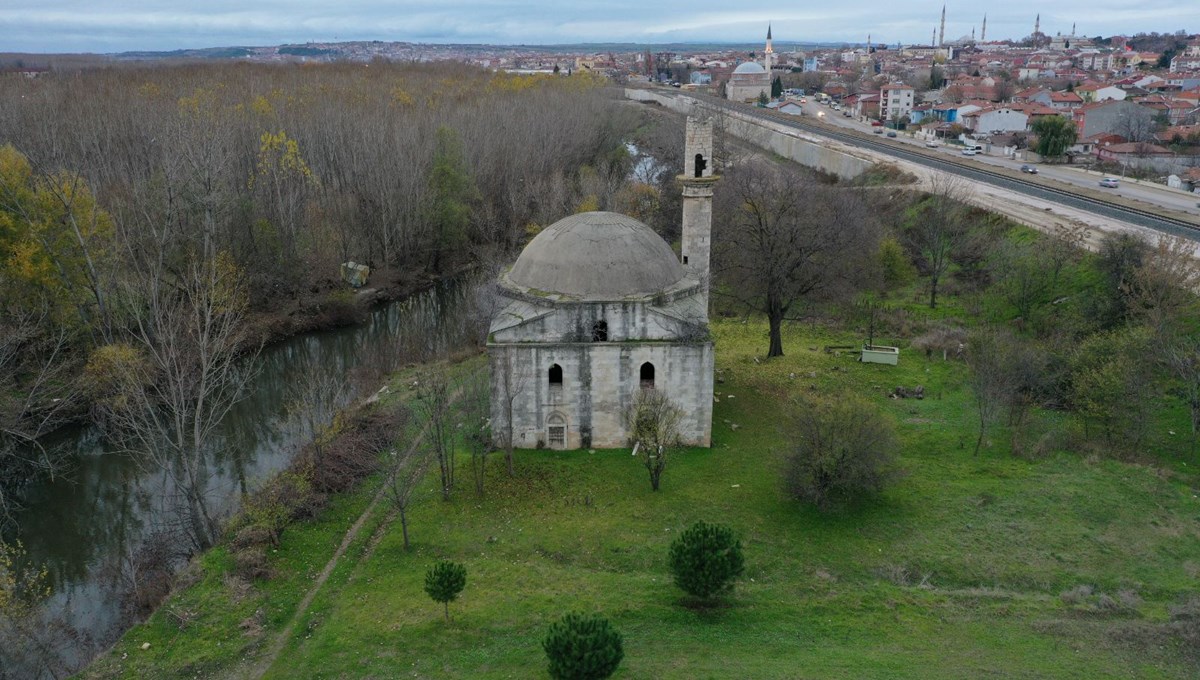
(83, 312, 1200, 679)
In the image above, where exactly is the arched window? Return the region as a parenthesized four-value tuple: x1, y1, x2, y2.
(592, 320, 608, 342)
(694, 153, 707, 178)
(640, 362, 655, 390)
(549, 363, 563, 387)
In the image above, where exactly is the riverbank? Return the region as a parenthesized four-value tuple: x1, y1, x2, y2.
(3, 273, 485, 677)
(83, 316, 1200, 678)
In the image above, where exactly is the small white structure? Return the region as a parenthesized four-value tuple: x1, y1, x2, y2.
(861, 345, 900, 365)
(488, 119, 718, 449)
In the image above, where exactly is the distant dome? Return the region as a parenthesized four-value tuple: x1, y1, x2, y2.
(507, 212, 685, 299)
(733, 61, 766, 74)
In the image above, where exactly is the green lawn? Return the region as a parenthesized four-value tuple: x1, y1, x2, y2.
(86, 318, 1200, 679)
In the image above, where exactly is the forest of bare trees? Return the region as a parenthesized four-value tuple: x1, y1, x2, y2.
(0, 61, 639, 524)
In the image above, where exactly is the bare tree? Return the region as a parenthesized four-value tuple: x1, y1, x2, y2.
(905, 174, 973, 309)
(1126, 234, 1200, 339)
(1113, 108, 1157, 144)
(415, 368, 455, 501)
(1046, 222, 1091, 293)
(285, 353, 353, 467)
(104, 252, 260, 551)
(492, 347, 528, 476)
(992, 240, 1054, 322)
(715, 162, 878, 357)
(460, 371, 492, 497)
(384, 406, 429, 551)
(624, 388, 684, 491)
(0, 307, 78, 528)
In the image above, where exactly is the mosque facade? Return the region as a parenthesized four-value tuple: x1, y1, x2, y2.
(488, 119, 718, 450)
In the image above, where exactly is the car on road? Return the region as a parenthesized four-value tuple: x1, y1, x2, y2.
(1098, 177, 1120, 188)
(873, 127, 883, 134)
(886, 131, 897, 137)
(843, 110, 852, 116)
(961, 148, 978, 156)
(925, 140, 939, 147)
(1020, 164, 1038, 174)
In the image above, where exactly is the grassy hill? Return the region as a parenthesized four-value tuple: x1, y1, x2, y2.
(85, 314, 1200, 679)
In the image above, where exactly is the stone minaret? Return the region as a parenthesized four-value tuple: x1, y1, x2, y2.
(981, 14, 987, 42)
(1035, 14, 1040, 36)
(938, 5, 946, 47)
(679, 117, 719, 316)
(764, 24, 774, 72)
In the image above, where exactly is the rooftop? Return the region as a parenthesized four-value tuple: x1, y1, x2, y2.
(505, 211, 686, 301)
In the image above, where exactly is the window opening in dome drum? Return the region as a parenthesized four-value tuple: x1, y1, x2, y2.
(640, 362, 655, 390)
(591, 320, 608, 342)
(694, 153, 707, 178)
(549, 364, 563, 387)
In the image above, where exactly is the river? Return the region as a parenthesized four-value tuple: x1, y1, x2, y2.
(6, 276, 478, 676)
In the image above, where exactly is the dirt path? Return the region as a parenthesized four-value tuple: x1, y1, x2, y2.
(241, 389, 457, 679)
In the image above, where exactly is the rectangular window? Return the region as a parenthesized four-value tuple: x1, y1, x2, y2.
(549, 426, 565, 447)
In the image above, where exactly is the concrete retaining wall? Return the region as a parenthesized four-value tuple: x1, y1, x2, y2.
(626, 88, 874, 181)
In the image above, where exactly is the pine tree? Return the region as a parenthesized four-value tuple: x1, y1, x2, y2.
(542, 612, 624, 680)
(771, 76, 783, 99)
(668, 521, 745, 600)
(426, 127, 477, 272)
(424, 560, 467, 621)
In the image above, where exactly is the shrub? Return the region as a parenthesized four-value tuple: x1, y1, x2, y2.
(784, 396, 901, 511)
(542, 612, 624, 680)
(1069, 326, 1156, 449)
(668, 521, 745, 600)
(424, 560, 467, 621)
(233, 471, 321, 547)
(232, 545, 273, 581)
(877, 236, 917, 289)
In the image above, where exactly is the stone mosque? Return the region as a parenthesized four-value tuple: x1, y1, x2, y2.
(488, 118, 717, 450)
(726, 25, 774, 102)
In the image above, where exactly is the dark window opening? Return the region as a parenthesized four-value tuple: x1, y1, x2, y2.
(549, 364, 563, 387)
(640, 362, 655, 390)
(694, 153, 707, 178)
(683, 255, 689, 265)
(592, 320, 608, 342)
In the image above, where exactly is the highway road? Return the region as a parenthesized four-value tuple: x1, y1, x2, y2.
(797, 100, 1200, 220)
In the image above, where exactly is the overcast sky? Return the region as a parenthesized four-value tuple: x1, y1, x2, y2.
(1, 1, 1194, 53)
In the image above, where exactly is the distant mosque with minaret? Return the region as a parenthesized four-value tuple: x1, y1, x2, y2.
(726, 25, 774, 102)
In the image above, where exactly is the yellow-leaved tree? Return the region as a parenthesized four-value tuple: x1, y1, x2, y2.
(0, 144, 115, 339)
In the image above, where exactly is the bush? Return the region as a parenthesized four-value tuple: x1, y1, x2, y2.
(542, 612, 624, 680)
(308, 408, 396, 493)
(877, 236, 917, 289)
(232, 545, 274, 581)
(668, 521, 745, 601)
(784, 396, 901, 511)
(233, 471, 322, 548)
(424, 560, 467, 621)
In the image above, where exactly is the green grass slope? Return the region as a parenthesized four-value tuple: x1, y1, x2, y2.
(87, 319, 1200, 679)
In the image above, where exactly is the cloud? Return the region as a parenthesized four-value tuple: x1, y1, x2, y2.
(0, 1, 1192, 53)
